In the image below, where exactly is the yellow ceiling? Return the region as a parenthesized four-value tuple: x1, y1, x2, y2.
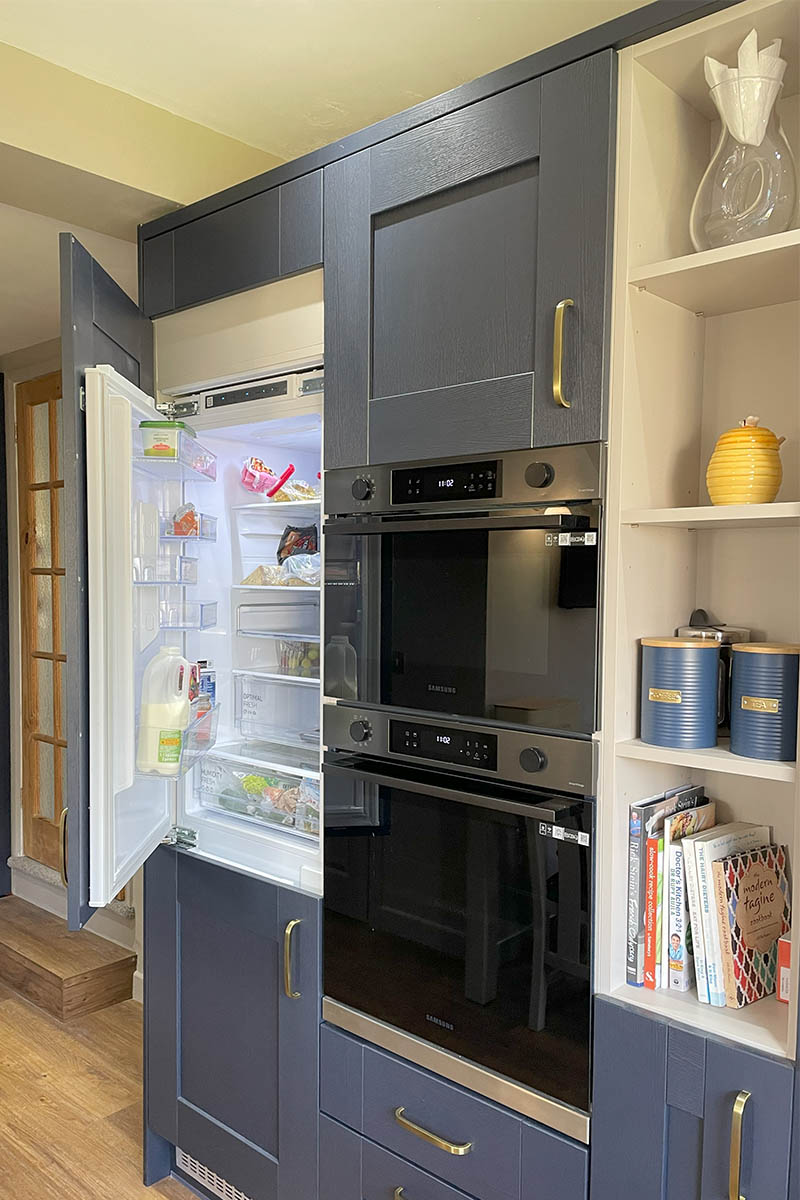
(0, 0, 652, 162)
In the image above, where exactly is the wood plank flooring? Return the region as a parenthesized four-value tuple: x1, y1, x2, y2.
(0, 988, 193, 1199)
(0, 897, 136, 1019)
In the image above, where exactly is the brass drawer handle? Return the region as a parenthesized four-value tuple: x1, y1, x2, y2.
(393, 1190, 405, 1199)
(393, 1107, 472, 1156)
(59, 808, 68, 887)
(283, 919, 302, 999)
(553, 297, 574, 409)
(729, 1090, 751, 1200)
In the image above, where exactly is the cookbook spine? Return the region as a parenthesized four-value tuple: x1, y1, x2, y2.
(712, 860, 738, 1008)
(684, 841, 709, 1003)
(644, 836, 660, 989)
(696, 841, 725, 1008)
(627, 810, 644, 986)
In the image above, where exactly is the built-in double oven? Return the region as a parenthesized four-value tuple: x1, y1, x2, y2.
(321, 444, 603, 1140)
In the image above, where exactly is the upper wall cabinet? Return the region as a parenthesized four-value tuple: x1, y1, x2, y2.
(323, 51, 616, 469)
(140, 170, 323, 317)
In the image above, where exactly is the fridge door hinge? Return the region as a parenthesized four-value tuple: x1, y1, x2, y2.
(156, 395, 200, 419)
(79, 386, 86, 411)
(298, 373, 324, 396)
(162, 825, 198, 849)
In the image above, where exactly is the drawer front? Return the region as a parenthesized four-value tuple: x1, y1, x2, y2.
(520, 1121, 587, 1200)
(363, 1138, 475, 1200)
(319, 1114, 362, 1200)
(362, 1045, 521, 1200)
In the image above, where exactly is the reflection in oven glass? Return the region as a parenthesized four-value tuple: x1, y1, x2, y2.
(324, 785, 592, 1111)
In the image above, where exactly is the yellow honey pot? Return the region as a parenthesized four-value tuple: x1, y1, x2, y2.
(706, 415, 785, 505)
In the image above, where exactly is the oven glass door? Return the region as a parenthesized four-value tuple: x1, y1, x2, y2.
(323, 758, 592, 1112)
(323, 507, 599, 735)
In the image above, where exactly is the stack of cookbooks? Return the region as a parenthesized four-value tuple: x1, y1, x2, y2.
(626, 787, 790, 1008)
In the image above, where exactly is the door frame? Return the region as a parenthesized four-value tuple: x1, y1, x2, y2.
(0, 370, 9, 895)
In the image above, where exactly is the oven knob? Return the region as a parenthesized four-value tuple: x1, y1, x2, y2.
(349, 719, 372, 744)
(351, 476, 373, 501)
(519, 747, 547, 773)
(524, 462, 555, 489)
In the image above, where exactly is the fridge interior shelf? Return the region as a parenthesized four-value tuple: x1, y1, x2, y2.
(236, 602, 320, 643)
(232, 499, 321, 513)
(160, 600, 218, 630)
(212, 738, 321, 779)
(134, 427, 217, 481)
(133, 554, 198, 585)
(137, 702, 220, 780)
(195, 749, 320, 839)
(160, 513, 218, 541)
(232, 669, 319, 687)
(233, 584, 320, 592)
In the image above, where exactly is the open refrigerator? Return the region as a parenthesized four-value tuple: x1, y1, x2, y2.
(86, 364, 323, 910)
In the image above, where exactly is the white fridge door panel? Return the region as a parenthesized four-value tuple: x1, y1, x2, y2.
(86, 366, 172, 907)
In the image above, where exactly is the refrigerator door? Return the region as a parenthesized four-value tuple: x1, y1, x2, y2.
(85, 366, 174, 908)
(61, 234, 155, 929)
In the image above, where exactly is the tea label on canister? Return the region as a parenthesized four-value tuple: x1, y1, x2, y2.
(741, 695, 780, 714)
(649, 688, 682, 704)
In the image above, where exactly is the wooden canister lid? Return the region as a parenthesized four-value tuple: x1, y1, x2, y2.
(641, 637, 719, 648)
(731, 642, 800, 655)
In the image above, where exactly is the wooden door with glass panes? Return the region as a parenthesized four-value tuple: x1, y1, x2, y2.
(16, 371, 65, 872)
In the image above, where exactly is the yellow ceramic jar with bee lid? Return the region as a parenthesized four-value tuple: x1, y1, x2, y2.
(706, 415, 785, 505)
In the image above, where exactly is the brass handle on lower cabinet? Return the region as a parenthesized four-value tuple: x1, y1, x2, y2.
(393, 1189, 405, 1199)
(59, 808, 68, 887)
(553, 297, 574, 409)
(393, 1107, 472, 1156)
(729, 1089, 751, 1200)
(283, 919, 302, 999)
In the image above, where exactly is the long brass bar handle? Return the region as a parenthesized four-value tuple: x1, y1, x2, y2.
(59, 808, 68, 887)
(553, 298, 574, 409)
(393, 1107, 472, 1156)
(729, 1090, 751, 1200)
(283, 919, 302, 999)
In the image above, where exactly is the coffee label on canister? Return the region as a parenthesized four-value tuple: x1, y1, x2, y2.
(649, 688, 681, 704)
(741, 695, 780, 714)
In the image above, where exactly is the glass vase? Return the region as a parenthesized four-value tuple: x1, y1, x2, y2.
(690, 77, 797, 251)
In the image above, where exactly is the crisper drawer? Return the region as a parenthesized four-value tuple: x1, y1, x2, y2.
(234, 671, 319, 746)
(195, 748, 320, 838)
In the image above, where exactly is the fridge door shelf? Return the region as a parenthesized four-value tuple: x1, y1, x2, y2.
(136, 703, 220, 780)
(160, 514, 218, 542)
(194, 752, 320, 840)
(234, 672, 319, 747)
(134, 427, 217, 482)
(133, 554, 199, 585)
(160, 600, 218, 630)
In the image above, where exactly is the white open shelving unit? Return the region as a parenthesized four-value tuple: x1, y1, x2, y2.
(596, 0, 800, 1060)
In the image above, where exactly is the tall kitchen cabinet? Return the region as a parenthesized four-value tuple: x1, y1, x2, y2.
(60, 233, 325, 1200)
(323, 51, 616, 469)
(592, 0, 800, 1195)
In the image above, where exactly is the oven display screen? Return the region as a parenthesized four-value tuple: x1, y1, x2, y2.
(392, 461, 499, 505)
(389, 720, 498, 770)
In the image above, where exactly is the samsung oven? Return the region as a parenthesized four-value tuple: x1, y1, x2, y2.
(322, 743, 595, 1141)
(323, 444, 603, 783)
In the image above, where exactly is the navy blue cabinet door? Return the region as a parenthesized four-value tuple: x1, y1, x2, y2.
(591, 998, 793, 1200)
(323, 52, 615, 470)
(144, 848, 321, 1200)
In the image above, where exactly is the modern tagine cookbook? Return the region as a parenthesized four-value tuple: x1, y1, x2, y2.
(712, 844, 791, 1008)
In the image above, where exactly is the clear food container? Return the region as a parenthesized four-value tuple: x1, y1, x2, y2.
(161, 513, 218, 541)
(234, 673, 319, 745)
(160, 600, 218, 630)
(195, 752, 320, 838)
(134, 554, 198, 585)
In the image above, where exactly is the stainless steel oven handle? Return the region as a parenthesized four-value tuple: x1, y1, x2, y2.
(322, 758, 565, 823)
(323, 513, 589, 536)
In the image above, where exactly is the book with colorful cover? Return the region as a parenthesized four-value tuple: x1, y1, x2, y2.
(691, 823, 771, 1008)
(640, 786, 704, 989)
(643, 836, 660, 988)
(712, 844, 790, 1008)
(663, 802, 717, 992)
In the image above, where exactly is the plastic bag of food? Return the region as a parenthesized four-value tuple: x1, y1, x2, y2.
(240, 458, 294, 495)
(240, 552, 320, 588)
(277, 524, 318, 563)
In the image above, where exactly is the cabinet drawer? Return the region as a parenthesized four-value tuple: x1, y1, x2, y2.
(362, 1046, 521, 1200)
(363, 1138, 475, 1200)
(520, 1122, 587, 1200)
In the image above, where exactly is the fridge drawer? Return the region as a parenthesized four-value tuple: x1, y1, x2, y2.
(234, 672, 319, 745)
(195, 748, 320, 837)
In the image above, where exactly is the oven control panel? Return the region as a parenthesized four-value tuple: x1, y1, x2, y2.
(392, 460, 499, 505)
(389, 719, 498, 771)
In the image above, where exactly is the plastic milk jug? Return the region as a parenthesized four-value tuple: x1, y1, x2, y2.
(136, 646, 192, 775)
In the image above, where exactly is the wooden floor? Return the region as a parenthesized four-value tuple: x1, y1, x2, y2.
(0, 982, 193, 1199)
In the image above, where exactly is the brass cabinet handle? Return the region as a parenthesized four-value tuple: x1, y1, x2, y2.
(393, 1107, 472, 1156)
(553, 297, 574, 409)
(729, 1090, 751, 1200)
(393, 1190, 405, 1200)
(283, 919, 302, 999)
(59, 807, 68, 887)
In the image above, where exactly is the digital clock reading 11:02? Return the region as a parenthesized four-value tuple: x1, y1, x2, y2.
(438, 478, 455, 488)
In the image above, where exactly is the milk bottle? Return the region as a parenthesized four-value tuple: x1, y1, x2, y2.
(137, 646, 192, 775)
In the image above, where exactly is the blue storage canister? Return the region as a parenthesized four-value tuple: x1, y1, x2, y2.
(640, 637, 720, 749)
(730, 643, 800, 762)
